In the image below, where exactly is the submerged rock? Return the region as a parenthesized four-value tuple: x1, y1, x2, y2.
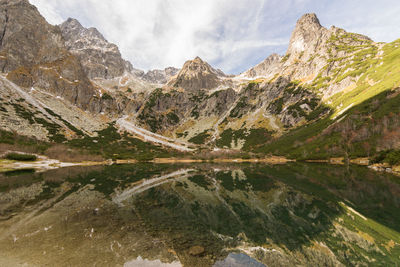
(189, 246, 205, 256)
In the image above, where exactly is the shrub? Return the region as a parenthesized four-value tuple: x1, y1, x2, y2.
(189, 130, 210, 145)
(5, 152, 37, 161)
(101, 93, 113, 100)
(384, 150, 400, 166)
(167, 112, 180, 124)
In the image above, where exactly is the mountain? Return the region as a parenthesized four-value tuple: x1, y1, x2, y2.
(242, 13, 372, 88)
(2, 3, 400, 266)
(1, 0, 400, 168)
(0, 0, 140, 144)
(135, 11, 399, 166)
(167, 56, 226, 91)
(60, 17, 179, 85)
(241, 53, 282, 79)
(286, 13, 329, 60)
(141, 66, 179, 84)
(0, 0, 96, 109)
(60, 18, 134, 80)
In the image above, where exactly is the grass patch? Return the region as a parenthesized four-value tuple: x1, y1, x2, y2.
(4, 168, 35, 176)
(67, 123, 174, 160)
(216, 128, 272, 150)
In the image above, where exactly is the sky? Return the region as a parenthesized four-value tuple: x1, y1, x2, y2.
(30, 0, 400, 74)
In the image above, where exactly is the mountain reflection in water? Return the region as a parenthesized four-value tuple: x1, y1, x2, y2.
(0, 163, 399, 266)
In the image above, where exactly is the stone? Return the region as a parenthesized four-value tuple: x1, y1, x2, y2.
(188, 246, 204, 256)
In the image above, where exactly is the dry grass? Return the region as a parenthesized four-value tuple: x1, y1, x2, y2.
(0, 143, 103, 162)
(44, 144, 104, 162)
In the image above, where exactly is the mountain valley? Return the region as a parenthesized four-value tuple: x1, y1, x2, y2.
(1, 1, 400, 266)
(0, 0, 400, 168)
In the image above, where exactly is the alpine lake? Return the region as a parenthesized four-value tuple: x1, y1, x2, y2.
(0, 162, 399, 266)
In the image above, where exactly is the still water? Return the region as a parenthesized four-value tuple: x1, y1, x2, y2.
(0, 163, 399, 266)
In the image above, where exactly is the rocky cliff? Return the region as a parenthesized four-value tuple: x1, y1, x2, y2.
(0, 0, 97, 109)
(141, 67, 179, 84)
(167, 56, 226, 91)
(60, 17, 181, 86)
(134, 12, 392, 155)
(241, 53, 282, 79)
(60, 18, 133, 80)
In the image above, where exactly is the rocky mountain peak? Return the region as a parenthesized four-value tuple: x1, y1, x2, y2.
(186, 56, 208, 70)
(62, 18, 106, 42)
(296, 13, 322, 29)
(60, 18, 133, 79)
(241, 53, 282, 78)
(0, 0, 96, 109)
(64, 17, 81, 28)
(0, 0, 29, 7)
(141, 67, 179, 84)
(287, 13, 327, 56)
(182, 56, 223, 75)
(167, 57, 224, 90)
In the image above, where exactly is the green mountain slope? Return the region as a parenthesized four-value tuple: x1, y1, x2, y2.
(247, 39, 400, 162)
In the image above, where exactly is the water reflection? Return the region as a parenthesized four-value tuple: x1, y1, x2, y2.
(213, 253, 266, 267)
(0, 163, 399, 266)
(124, 256, 182, 267)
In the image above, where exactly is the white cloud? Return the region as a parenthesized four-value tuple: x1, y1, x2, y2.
(30, 0, 288, 73)
(29, 0, 400, 74)
(30, 0, 63, 24)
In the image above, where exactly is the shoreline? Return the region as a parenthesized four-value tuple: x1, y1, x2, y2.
(304, 157, 400, 177)
(1, 154, 399, 177)
(0, 156, 293, 173)
(0, 158, 111, 173)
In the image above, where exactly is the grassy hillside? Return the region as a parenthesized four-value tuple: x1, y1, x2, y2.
(237, 39, 400, 162)
(0, 124, 176, 161)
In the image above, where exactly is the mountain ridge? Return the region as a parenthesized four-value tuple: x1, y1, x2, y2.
(1, 0, 400, 169)
(60, 17, 134, 80)
(167, 56, 227, 91)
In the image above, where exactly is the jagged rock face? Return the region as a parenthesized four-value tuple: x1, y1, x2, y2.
(217, 77, 328, 139)
(0, 75, 106, 141)
(277, 13, 332, 80)
(242, 13, 373, 97)
(0, 0, 96, 109)
(60, 18, 133, 80)
(142, 67, 179, 84)
(281, 13, 373, 81)
(240, 13, 331, 81)
(287, 13, 328, 57)
(137, 87, 237, 133)
(241, 53, 282, 79)
(131, 68, 145, 78)
(0, 0, 65, 71)
(135, 76, 326, 142)
(167, 57, 224, 91)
